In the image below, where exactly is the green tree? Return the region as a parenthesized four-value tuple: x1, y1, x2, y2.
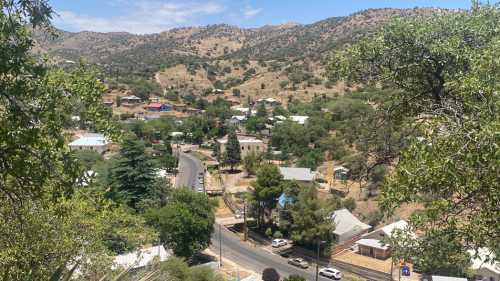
(110, 137, 157, 208)
(223, 130, 241, 172)
(146, 189, 217, 259)
(242, 151, 263, 177)
(250, 164, 283, 227)
(330, 2, 500, 267)
(291, 186, 334, 246)
(74, 150, 103, 170)
(0, 1, 134, 278)
(232, 88, 241, 97)
(256, 102, 267, 118)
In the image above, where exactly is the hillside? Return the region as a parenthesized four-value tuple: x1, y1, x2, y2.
(35, 8, 447, 101)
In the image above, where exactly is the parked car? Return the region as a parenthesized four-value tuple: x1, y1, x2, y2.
(319, 267, 342, 279)
(272, 239, 287, 248)
(288, 258, 309, 269)
(278, 248, 293, 258)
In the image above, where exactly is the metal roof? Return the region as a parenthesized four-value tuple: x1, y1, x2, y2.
(331, 208, 371, 236)
(69, 134, 107, 147)
(279, 167, 315, 182)
(355, 239, 389, 250)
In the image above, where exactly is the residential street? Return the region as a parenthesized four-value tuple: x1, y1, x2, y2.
(211, 224, 333, 281)
(176, 152, 332, 280)
(175, 151, 204, 190)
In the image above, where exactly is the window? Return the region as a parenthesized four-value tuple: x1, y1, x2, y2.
(241, 146, 244, 150)
(248, 146, 251, 150)
(257, 146, 260, 150)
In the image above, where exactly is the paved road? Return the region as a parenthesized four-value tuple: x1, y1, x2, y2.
(176, 151, 332, 280)
(211, 225, 333, 281)
(175, 152, 204, 190)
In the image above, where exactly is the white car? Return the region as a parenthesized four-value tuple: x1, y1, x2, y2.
(319, 267, 342, 280)
(271, 238, 287, 248)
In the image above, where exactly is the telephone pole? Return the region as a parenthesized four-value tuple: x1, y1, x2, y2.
(243, 201, 248, 241)
(219, 224, 223, 268)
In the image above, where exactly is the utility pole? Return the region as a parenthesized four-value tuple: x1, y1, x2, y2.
(315, 240, 325, 281)
(243, 200, 248, 241)
(219, 224, 223, 268)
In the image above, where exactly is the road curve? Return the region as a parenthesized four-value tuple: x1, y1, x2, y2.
(178, 152, 331, 280)
(175, 152, 203, 190)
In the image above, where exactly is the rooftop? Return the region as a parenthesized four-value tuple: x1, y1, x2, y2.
(217, 134, 264, 144)
(279, 167, 315, 182)
(332, 208, 371, 236)
(69, 133, 108, 147)
(355, 238, 389, 250)
(289, 115, 309, 125)
(380, 220, 409, 237)
(468, 248, 500, 274)
(431, 276, 468, 281)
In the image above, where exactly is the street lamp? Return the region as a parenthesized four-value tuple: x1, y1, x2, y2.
(315, 240, 327, 281)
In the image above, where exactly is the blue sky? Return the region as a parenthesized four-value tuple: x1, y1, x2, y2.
(49, 0, 472, 34)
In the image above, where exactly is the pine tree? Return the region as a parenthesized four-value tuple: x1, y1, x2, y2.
(256, 102, 267, 118)
(111, 138, 157, 208)
(223, 131, 241, 172)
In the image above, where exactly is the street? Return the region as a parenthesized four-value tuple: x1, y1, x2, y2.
(175, 151, 204, 190)
(176, 152, 332, 280)
(211, 224, 333, 281)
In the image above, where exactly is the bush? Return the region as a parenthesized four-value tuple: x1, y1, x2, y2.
(365, 210, 384, 226)
(265, 227, 273, 238)
(342, 197, 356, 212)
(273, 231, 283, 239)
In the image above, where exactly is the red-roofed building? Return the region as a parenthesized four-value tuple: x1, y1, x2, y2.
(146, 103, 171, 112)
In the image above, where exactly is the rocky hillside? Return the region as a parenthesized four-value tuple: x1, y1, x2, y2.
(35, 8, 447, 101)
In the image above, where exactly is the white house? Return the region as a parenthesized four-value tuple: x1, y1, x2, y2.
(217, 134, 265, 158)
(355, 220, 412, 260)
(289, 115, 309, 125)
(69, 133, 108, 154)
(331, 208, 372, 243)
(468, 248, 500, 281)
(113, 245, 170, 270)
(229, 115, 247, 126)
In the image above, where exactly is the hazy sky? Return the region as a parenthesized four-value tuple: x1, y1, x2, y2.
(49, 0, 472, 34)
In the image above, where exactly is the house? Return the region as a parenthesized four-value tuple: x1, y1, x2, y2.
(355, 220, 410, 260)
(69, 133, 108, 154)
(331, 208, 372, 243)
(468, 248, 500, 281)
(149, 96, 160, 103)
(334, 166, 350, 180)
(277, 193, 295, 208)
(229, 115, 247, 126)
(279, 167, 316, 184)
(113, 245, 170, 270)
(257, 97, 281, 107)
(146, 103, 170, 112)
(216, 134, 265, 158)
(289, 115, 309, 125)
(232, 106, 257, 116)
(173, 103, 187, 112)
(121, 95, 142, 104)
(103, 100, 114, 107)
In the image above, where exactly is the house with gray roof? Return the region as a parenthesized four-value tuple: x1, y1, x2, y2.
(331, 208, 372, 243)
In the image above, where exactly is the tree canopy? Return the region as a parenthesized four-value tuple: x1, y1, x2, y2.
(329, 2, 500, 269)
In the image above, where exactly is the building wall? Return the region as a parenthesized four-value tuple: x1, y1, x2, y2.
(219, 141, 266, 158)
(70, 144, 107, 154)
(358, 245, 391, 260)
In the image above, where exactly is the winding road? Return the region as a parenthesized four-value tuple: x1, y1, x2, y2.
(176, 151, 335, 280)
